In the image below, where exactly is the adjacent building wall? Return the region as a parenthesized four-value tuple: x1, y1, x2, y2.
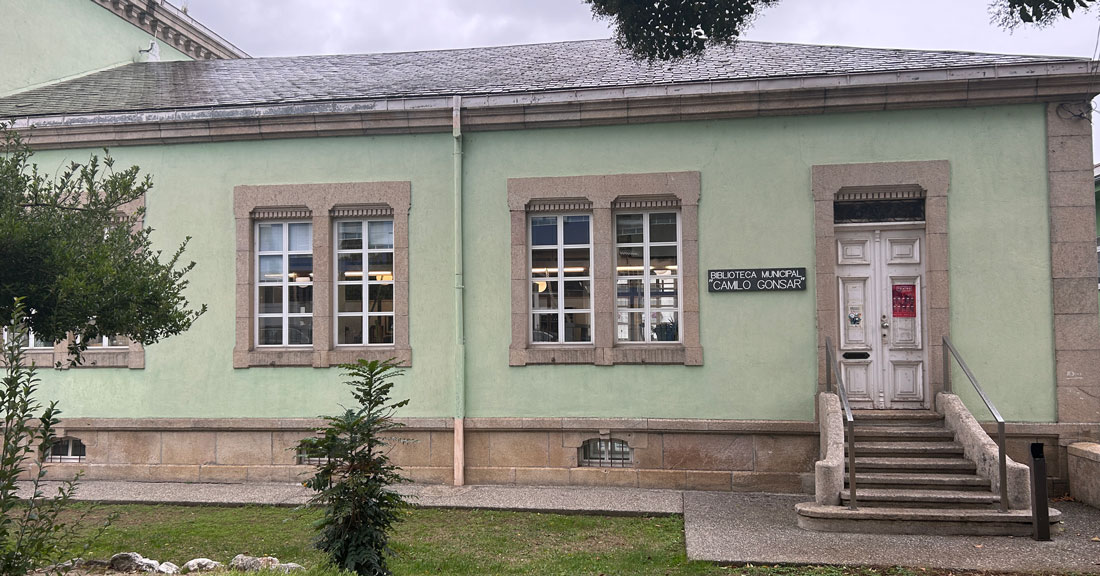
(0, 0, 191, 96)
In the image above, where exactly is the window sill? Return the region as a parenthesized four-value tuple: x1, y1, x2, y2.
(234, 346, 412, 368)
(510, 345, 702, 366)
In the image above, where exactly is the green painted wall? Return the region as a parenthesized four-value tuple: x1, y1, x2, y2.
(29, 104, 1058, 423)
(0, 0, 191, 97)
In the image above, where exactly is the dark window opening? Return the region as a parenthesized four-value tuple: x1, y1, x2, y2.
(834, 199, 925, 224)
(47, 438, 86, 463)
(579, 438, 632, 468)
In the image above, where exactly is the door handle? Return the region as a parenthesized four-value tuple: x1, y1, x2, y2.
(880, 315, 890, 329)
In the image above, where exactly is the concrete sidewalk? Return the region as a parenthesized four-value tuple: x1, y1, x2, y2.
(18, 481, 1100, 573)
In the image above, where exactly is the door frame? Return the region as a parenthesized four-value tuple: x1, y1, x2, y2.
(811, 161, 951, 403)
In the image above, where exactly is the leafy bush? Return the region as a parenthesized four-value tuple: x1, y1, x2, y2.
(298, 359, 410, 576)
(0, 299, 111, 575)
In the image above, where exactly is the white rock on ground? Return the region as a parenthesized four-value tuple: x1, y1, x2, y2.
(157, 561, 179, 574)
(181, 558, 223, 572)
(109, 552, 161, 573)
(229, 554, 281, 571)
(273, 563, 305, 573)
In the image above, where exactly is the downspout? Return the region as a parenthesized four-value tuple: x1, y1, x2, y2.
(452, 95, 466, 486)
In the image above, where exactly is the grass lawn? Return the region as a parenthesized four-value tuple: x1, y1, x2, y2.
(54, 503, 1031, 576)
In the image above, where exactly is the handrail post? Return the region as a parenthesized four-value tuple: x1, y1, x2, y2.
(942, 336, 951, 394)
(998, 421, 1008, 513)
(847, 418, 857, 510)
(826, 347, 833, 393)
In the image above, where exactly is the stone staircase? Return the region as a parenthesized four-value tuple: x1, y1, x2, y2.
(796, 409, 1062, 536)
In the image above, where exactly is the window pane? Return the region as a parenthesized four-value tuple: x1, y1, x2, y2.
(532, 314, 559, 343)
(289, 285, 313, 314)
(652, 311, 678, 342)
(650, 246, 677, 275)
(368, 284, 394, 312)
(651, 278, 678, 308)
(258, 286, 283, 314)
(532, 281, 558, 310)
(649, 213, 677, 243)
(563, 281, 590, 310)
(288, 317, 313, 345)
(51, 439, 69, 458)
(259, 255, 283, 282)
(616, 311, 645, 342)
(367, 315, 394, 345)
(106, 335, 129, 347)
(288, 255, 313, 281)
(563, 313, 591, 343)
(338, 222, 362, 250)
(71, 439, 86, 457)
(562, 215, 590, 245)
(531, 216, 557, 246)
(617, 247, 644, 276)
(338, 315, 363, 345)
(338, 254, 363, 281)
(368, 253, 394, 279)
(530, 249, 558, 278)
(616, 214, 643, 244)
(368, 221, 394, 249)
(339, 285, 363, 313)
(288, 223, 312, 252)
(563, 248, 589, 277)
(616, 278, 645, 308)
(258, 223, 282, 252)
(258, 317, 283, 345)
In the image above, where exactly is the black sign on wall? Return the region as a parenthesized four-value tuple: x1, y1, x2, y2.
(708, 268, 807, 292)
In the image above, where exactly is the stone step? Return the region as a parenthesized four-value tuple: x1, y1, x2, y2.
(851, 410, 945, 427)
(848, 441, 964, 457)
(840, 488, 1000, 509)
(849, 456, 977, 473)
(852, 472, 992, 491)
(852, 426, 956, 442)
(795, 502, 1061, 536)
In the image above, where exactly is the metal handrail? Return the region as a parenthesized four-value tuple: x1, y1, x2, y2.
(943, 336, 1008, 513)
(824, 337, 858, 510)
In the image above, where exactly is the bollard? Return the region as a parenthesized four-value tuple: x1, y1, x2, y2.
(1030, 442, 1050, 541)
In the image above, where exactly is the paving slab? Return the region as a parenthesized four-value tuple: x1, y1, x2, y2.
(684, 492, 1100, 573)
(16, 481, 683, 516)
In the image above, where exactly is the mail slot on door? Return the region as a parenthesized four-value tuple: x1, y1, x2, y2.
(842, 352, 871, 360)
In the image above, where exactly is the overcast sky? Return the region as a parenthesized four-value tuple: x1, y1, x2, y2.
(180, 0, 1100, 159)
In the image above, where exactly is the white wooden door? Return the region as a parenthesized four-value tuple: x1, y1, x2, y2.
(835, 227, 928, 409)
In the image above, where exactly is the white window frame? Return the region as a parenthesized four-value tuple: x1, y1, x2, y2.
(614, 211, 683, 343)
(528, 213, 593, 345)
(46, 437, 86, 463)
(578, 438, 633, 468)
(255, 221, 314, 348)
(334, 218, 396, 347)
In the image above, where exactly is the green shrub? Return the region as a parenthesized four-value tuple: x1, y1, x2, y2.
(0, 299, 111, 575)
(298, 359, 410, 576)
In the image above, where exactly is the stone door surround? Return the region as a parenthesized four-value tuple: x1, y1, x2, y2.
(812, 160, 951, 397)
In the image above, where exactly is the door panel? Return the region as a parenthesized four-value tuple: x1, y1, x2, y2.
(835, 227, 928, 409)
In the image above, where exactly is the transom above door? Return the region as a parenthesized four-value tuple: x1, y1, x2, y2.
(835, 225, 929, 409)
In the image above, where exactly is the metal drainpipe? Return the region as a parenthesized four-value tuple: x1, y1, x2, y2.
(452, 95, 466, 486)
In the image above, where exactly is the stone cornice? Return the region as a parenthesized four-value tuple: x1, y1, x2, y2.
(91, 0, 249, 60)
(10, 62, 1099, 150)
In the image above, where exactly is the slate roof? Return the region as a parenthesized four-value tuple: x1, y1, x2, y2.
(0, 39, 1084, 119)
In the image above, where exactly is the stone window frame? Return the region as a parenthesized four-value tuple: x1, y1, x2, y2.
(508, 172, 702, 366)
(234, 182, 412, 368)
(812, 160, 950, 397)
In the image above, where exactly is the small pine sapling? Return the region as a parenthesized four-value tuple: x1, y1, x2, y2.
(298, 359, 410, 576)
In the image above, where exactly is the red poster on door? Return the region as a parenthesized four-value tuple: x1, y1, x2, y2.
(892, 284, 916, 318)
